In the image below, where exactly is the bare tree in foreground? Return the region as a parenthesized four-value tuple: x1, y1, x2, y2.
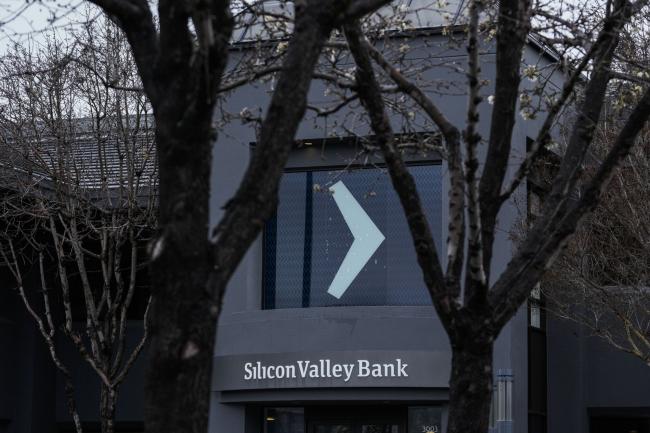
(0, 20, 156, 433)
(56, 1, 395, 433)
(2, 1, 650, 433)
(337, 1, 650, 432)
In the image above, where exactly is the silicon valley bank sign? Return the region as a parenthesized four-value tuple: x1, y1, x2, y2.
(213, 351, 450, 391)
(244, 358, 409, 382)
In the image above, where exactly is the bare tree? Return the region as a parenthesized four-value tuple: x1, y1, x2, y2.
(337, 1, 650, 432)
(542, 111, 650, 367)
(517, 7, 650, 369)
(0, 19, 156, 433)
(40, 2, 398, 433)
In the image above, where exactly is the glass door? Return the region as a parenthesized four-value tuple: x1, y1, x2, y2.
(359, 423, 400, 433)
(308, 421, 400, 433)
(309, 422, 353, 433)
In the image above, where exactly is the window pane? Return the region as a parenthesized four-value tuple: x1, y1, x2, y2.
(264, 407, 305, 433)
(530, 303, 541, 328)
(312, 424, 353, 433)
(361, 424, 400, 433)
(263, 165, 441, 309)
(408, 406, 442, 433)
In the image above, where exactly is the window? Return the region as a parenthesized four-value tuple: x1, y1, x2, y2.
(264, 408, 305, 433)
(263, 164, 441, 309)
(526, 140, 551, 433)
(529, 284, 543, 329)
(408, 406, 442, 433)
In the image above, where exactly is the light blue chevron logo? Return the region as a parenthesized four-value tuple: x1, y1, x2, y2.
(327, 181, 385, 299)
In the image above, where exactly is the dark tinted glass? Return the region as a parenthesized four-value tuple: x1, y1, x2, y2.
(264, 407, 305, 433)
(263, 165, 441, 309)
(408, 406, 442, 433)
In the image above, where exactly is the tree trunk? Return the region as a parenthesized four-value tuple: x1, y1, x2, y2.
(144, 112, 215, 433)
(100, 384, 116, 433)
(63, 380, 84, 433)
(447, 338, 494, 433)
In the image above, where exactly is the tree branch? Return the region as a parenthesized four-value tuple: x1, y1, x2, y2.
(345, 0, 394, 20)
(498, 41, 600, 203)
(463, 0, 488, 301)
(87, 0, 160, 102)
(478, 0, 532, 281)
(207, 0, 344, 309)
(361, 39, 465, 292)
(492, 86, 650, 329)
(343, 22, 454, 322)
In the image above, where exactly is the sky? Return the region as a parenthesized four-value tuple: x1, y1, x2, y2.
(0, 0, 467, 54)
(0, 1, 102, 54)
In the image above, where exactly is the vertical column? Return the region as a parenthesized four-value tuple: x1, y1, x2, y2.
(489, 369, 514, 433)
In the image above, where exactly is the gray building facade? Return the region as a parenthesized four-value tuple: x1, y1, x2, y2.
(1, 29, 650, 433)
(207, 32, 525, 433)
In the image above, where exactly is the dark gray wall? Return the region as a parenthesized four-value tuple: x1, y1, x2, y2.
(547, 317, 650, 433)
(0, 274, 146, 433)
(54, 325, 147, 425)
(0, 274, 57, 433)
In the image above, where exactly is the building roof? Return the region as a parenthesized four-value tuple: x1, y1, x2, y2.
(231, 0, 469, 43)
(0, 119, 157, 193)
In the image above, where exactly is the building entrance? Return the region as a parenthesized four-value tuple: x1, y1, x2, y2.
(308, 420, 400, 433)
(307, 406, 403, 433)
(263, 405, 441, 433)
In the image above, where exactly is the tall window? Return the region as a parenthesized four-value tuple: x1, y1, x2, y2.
(526, 137, 553, 433)
(263, 164, 442, 309)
